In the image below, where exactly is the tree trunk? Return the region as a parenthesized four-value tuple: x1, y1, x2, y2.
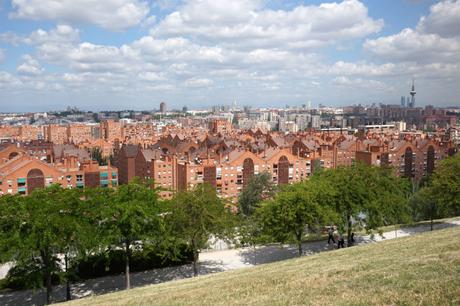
(125, 241, 131, 289)
(192, 249, 199, 276)
(296, 231, 303, 256)
(45, 270, 52, 305)
(65, 254, 71, 301)
(430, 203, 435, 231)
(346, 214, 352, 247)
(41, 250, 52, 305)
(430, 214, 433, 231)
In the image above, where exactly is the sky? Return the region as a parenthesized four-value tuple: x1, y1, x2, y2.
(0, 0, 459, 112)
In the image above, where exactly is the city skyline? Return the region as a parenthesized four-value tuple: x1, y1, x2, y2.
(1, 0, 460, 111)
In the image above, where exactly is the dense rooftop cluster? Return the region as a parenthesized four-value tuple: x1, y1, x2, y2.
(0, 112, 458, 199)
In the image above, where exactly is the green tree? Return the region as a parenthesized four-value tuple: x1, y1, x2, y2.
(90, 147, 108, 165)
(56, 188, 97, 301)
(410, 187, 439, 231)
(0, 194, 24, 264)
(257, 179, 337, 256)
(0, 187, 102, 303)
(97, 180, 162, 289)
(167, 184, 235, 276)
(315, 163, 410, 243)
(238, 171, 276, 217)
(429, 153, 460, 217)
(8, 185, 68, 304)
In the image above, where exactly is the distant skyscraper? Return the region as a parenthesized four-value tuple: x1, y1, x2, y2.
(311, 115, 321, 129)
(400, 96, 406, 108)
(409, 79, 416, 108)
(160, 102, 166, 113)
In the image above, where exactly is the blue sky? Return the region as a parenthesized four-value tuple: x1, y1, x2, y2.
(0, 0, 459, 112)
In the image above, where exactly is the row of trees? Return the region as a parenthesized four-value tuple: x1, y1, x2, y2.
(238, 163, 411, 255)
(0, 153, 459, 304)
(0, 180, 234, 304)
(238, 153, 460, 256)
(410, 152, 460, 228)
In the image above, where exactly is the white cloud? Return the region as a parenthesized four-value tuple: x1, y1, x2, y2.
(0, 31, 23, 45)
(417, 0, 460, 38)
(332, 76, 388, 90)
(0, 49, 5, 62)
(1, 1, 459, 109)
(364, 28, 460, 63)
(10, 0, 150, 31)
(63, 73, 84, 82)
(184, 77, 214, 88)
(364, 1, 460, 64)
(17, 55, 43, 75)
(0, 71, 22, 89)
(151, 0, 383, 49)
(26, 24, 80, 45)
(138, 71, 164, 81)
(329, 61, 397, 76)
(328, 60, 460, 80)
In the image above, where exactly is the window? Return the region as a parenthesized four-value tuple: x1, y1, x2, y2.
(17, 178, 26, 187)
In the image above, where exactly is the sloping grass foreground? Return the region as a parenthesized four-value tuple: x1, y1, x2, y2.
(63, 227, 460, 306)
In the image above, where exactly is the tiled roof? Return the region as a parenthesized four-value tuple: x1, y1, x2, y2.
(122, 144, 141, 158)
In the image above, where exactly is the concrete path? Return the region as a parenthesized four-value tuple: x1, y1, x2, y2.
(1, 218, 459, 306)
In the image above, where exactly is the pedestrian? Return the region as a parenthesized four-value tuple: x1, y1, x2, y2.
(337, 233, 345, 249)
(333, 228, 340, 245)
(327, 226, 335, 245)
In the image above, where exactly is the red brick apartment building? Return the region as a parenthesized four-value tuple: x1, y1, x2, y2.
(0, 144, 117, 195)
(115, 127, 458, 200)
(1, 119, 458, 200)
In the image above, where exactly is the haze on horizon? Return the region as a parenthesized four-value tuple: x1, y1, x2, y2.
(0, 0, 459, 112)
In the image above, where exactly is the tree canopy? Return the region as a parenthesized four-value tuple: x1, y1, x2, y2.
(257, 179, 338, 255)
(166, 184, 235, 276)
(238, 171, 276, 217)
(429, 153, 460, 217)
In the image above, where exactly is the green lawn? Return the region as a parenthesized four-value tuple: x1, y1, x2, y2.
(63, 227, 460, 306)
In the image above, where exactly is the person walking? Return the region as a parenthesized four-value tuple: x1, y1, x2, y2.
(349, 232, 355, 246)
(337, 233, 345, 249)
(327, 226, 335, 245)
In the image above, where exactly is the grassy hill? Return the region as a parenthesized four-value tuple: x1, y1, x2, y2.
(64, 227, 460, 306)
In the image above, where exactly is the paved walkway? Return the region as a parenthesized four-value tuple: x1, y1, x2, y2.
(1, 219, 459, 306)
